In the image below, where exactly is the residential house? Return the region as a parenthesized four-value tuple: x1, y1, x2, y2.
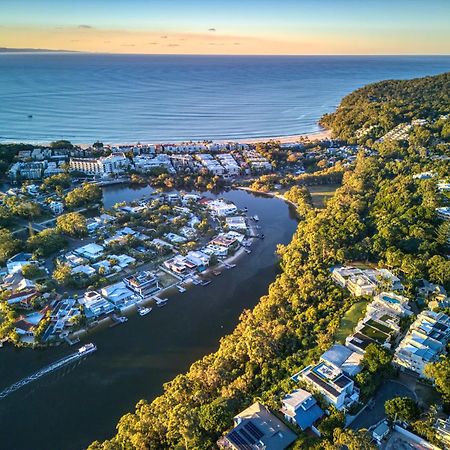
(220, 402, 296, 450)
(124, 271, 159, 298)
(320, 344, 363, 377)
(74, 243, 105, 261)
(81, 291, 114, 319)
(297, 361, 359, 411)
(6, 253, 36, 274)
(280, 389, 324, 432)
(100, 281, 135, 308)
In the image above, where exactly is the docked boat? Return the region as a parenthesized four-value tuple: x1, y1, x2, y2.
(138, 307, 152, 316)
(213, 270, 221, 276)
(155, 297, 168, 307)
(252, 215, 259, 221)
(201, 280, 211, 287)
(177, 285, 186, 292)
(78, 343, 97, 354)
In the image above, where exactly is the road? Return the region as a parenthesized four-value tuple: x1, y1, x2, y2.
(350, 379, 416, 430)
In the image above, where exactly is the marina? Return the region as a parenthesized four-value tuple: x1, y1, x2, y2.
(0, 188, 299, 450)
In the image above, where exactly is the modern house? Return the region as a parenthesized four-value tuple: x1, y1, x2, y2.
(207, 199, 238, 217)
(320, 344, 363, 377)
(297, 361, 359, 411)
(100, 281, 135, 307)
(220, 402, 297, 450)
(434, 417, 450, 446)
(280, 389, 324, 432)
(393, 311, 450, 378)
(81, 291, 114, 318)
(124, 271, 159, 298)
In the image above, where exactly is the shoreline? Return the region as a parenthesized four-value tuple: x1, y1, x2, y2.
(1, 128, 332, 147)
(67, 214, 261, 344)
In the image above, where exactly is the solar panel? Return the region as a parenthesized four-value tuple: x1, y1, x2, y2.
(239, 428, 256, 445)
(245, 421, 264, 440)
(228, 431, 251, 450)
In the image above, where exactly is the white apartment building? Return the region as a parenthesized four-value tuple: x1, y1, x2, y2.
(69, 153, 129, 175)
(394, 311, 450, 378)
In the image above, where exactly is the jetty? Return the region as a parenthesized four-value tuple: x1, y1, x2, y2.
(0, 343, 97, 400)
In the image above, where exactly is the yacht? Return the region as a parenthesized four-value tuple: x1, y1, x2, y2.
(138, 307, 152, 316)
(78, 343, 97, 354)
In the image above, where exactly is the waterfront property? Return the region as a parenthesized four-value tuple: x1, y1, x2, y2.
(280, 389, 324, 432)
(296, 360, 359, 411)
(124, 271, 160, 298)
(219, 402, 297, 450)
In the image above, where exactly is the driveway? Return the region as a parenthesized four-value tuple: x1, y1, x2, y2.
(350, 379, 416, 430)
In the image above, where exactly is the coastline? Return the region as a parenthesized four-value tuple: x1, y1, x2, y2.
(3, 128, 332, 147)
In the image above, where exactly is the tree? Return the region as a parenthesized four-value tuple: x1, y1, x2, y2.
(425, 356, 450, 405)
(64, 183, 102, 208)
(52, 262, 72, 286)
(361, 343, 392, 373)
(385, 397, 420, 423)
(56, 212, 88, 237)
(318, 409, 345, 440)
(27, 228, 67, 256)
(427, 255, 450, 290)
(21, 263, 45, 279)
(0, 228, 20, 264)
(332, 428, 377, 450)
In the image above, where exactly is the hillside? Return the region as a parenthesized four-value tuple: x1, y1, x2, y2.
(89, 74, 450, 450)
(320, 72, 450, 143)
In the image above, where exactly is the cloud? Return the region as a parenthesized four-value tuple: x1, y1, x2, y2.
(168, 43, 179, 47)
(148, 42, 159, 45)
(208, 28, 216, 32)
(78, 24, 93, 29)
(121, 44, 135, 47)
(160, 35, 168, 39)
(103, 40, 111, 43)
(233, 42, 241, 45)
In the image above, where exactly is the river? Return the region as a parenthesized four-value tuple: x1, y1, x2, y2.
(0, 188, 298, 450)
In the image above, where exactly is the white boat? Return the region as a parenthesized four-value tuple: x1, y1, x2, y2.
(138, 307, 152, 316)
(155, 297, 168, 307)
(78, 343, 97, 354)
(177, 285, 186, 293)
(252, 215, 259, 221)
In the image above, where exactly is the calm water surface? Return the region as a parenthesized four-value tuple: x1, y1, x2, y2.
(0, 188, 298, 450)
(1, 54, 449, 143)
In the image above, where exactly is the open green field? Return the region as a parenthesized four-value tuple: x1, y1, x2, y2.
(335, 299, 368, 343)
(307, 183, 341, 208)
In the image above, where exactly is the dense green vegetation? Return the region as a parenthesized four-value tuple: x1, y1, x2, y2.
(84, 73, 449, 449)
(320, 72, 450, 144)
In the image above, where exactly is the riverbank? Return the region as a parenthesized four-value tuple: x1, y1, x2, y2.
(66, 218, 260, 344)
(0, 188, 299, 450)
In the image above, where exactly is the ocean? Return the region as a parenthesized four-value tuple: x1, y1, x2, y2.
(0, 54, 449, 144)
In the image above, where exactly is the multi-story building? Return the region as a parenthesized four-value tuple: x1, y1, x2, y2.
(69, 153, 129, 175)
(124, 271, 159, 298)
(393, 311, 450, 377)
(297, 361, 359, 411)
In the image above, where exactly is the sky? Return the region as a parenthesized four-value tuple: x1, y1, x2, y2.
(1, 0, 450, 55)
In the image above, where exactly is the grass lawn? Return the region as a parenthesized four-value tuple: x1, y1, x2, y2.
(359, 324, 389, 342)
(307, 183, 341, 208)
(335, 299, 369, 344)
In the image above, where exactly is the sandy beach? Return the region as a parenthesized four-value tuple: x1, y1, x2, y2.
(55, 128, 333, 149)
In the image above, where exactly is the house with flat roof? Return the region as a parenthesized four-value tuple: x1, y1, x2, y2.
(297, 361, 359, 411)
(124, 271, 159, 298)
(207, 199, 238, 217)
(226, 216, 248, 231)
(331, 266, 403, 297)
(219, 402, 296, 450)
(320, 344, 363, 377)
(81, 291, 114, 319)
(280, 389, 324, 432)
(393, 311, 450, 378)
